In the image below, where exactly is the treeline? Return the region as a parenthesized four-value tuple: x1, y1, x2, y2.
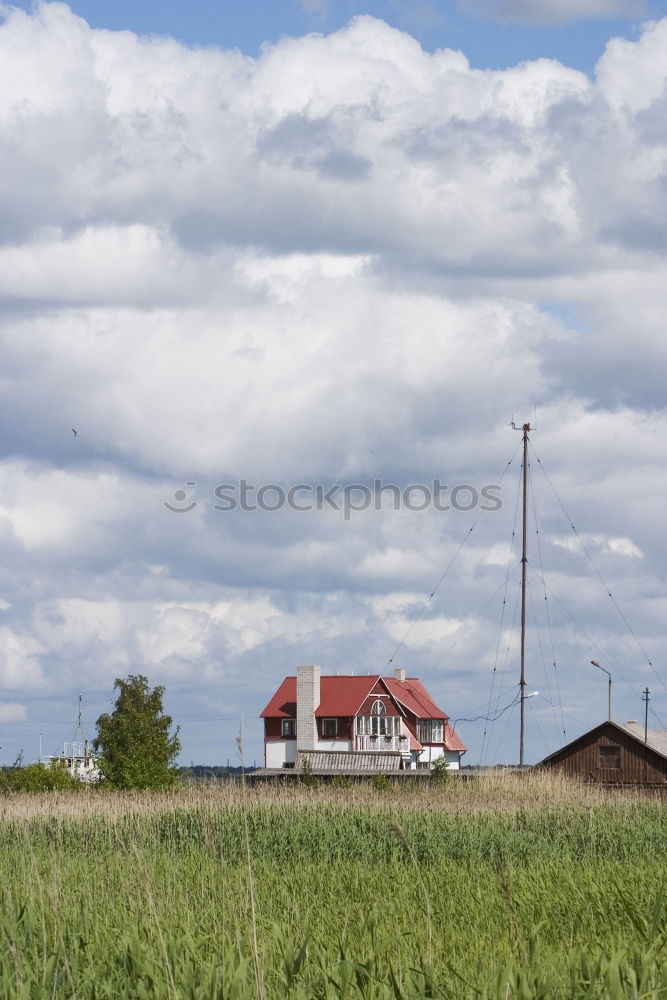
(180, 765, 258, 780)
(0, 761, 257, 792)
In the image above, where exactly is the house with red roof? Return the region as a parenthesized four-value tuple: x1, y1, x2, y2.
(260, 665, 466, 772)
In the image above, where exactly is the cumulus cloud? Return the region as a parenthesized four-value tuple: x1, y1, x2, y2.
(0, 627, 46, 690)
(0, 702, 27, 722)
(0, 3, 666, 765)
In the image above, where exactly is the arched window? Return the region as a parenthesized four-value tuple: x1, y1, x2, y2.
(371, 699, 386, 716)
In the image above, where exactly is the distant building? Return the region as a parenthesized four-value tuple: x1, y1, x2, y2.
(41, 738, 100, 782)
(39, 696, 100, 782)
(260, 665, 466, 772)
(538, 720, 667, 784)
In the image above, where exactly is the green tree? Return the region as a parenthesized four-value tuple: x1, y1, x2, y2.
(94, 675, 181, 789)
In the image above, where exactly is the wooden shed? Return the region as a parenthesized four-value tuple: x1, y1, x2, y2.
(537, 721, 667, 785)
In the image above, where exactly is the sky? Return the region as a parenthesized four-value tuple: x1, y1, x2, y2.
(0, 0, 666, 768)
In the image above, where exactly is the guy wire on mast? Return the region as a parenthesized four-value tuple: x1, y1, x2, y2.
(511, 420, 531, 767)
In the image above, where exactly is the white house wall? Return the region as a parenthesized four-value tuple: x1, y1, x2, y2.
(266, 738, 352, 768)
(316, 739, 352, 754)
(265, 733, 461, 771)
(416, 746, 461, 770)
(265, 740, 297, 769)
(418, 745, 442, 766)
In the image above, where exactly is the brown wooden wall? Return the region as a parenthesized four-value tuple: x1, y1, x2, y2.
(354, 680, 402, 717)
(316, 716, 353, 740)
(541, 723, 667, 784)
(264, 718, 287, 740)
(264, 716, 354, 740)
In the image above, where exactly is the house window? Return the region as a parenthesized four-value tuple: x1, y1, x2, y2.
(356, 715, 400, 737)
(321, 718, 338, 738)
(599, 745, 621, 769)
(371, 700, 386, 715)
(282, 719, 296, 737)
(418, 719, 444, 744)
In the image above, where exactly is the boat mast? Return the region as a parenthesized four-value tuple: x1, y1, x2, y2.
(74, 693, 88, 760)
(512, 421, 531, 766)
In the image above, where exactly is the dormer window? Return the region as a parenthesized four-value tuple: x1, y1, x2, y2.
(418, 719, 444, 744)
(371, 699, 386, 716)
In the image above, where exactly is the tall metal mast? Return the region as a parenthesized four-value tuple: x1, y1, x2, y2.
(74, 693, 88, 759)
(643, 687, 651, 785)
(512, 421, 531, 766)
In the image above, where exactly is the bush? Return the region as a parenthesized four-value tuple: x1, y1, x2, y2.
(430, 755, 451, 784)
(299, 757, 320, 788)
(371, 772, 392, 792)
(331, 774, 353, 790)
(0, 757, 82, 793)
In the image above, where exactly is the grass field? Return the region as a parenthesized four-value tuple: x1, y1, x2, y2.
(2, 772, 667, 998)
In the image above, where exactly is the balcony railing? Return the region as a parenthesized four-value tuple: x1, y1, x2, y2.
(354, 735, 408, 753)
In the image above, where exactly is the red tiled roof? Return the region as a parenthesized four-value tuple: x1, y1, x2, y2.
(444, 722, 466, 753)
(402, 719, 423, 751)
(261, 674, 466, 753)
(260, 675, 380, 719)
(383, 677, 447, 721)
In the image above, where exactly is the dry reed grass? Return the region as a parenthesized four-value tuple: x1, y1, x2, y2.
(0, 768, 655, 823)
(2, 769, 667, 997)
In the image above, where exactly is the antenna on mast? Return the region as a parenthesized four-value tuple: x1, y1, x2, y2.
(72, 693, 91, 763)
(642, 687, 651, 744)
(511, 420, 532, 766)
(74, 693, 86, 743)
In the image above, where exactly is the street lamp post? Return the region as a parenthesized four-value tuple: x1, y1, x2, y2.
(591, 660, 611, 722)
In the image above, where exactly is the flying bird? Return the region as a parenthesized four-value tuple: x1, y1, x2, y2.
(71, 428, 78, 437)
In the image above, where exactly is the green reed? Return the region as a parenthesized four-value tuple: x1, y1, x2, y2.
(1, 775, 667, 997)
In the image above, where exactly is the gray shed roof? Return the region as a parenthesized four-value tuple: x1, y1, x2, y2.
(296, 750, 401, 772)
(538, 720, 667, 767)
(616, 722, 667, 759)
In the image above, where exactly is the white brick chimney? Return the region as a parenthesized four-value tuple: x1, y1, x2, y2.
(394, 668, 406, 682)
(296, 664, 320, 751)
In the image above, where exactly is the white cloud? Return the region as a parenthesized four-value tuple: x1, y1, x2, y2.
(604, 538, 644, 559)
(0, 284, 554, 480)
(355, 547, 442, 583)
(0, 4, 666, 765)
(384, 615, 468, 650)
(0, 702, 27, 722)
(551, 534, 643, 559)
(0, 628, 46, 690)
(596, 17, 667, 111)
